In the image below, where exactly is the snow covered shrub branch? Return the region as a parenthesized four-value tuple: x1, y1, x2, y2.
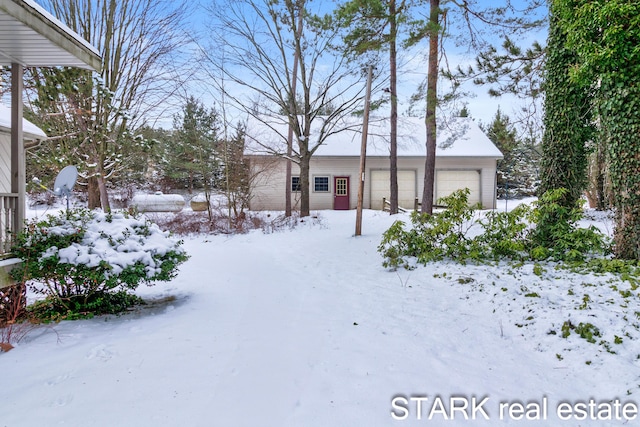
(11, 209, 188, 319)
(379, 188, 611, 270)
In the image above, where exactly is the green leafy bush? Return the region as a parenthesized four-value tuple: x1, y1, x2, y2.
(528, 188, 609, 261)
(477, 204, 531, 260)
(26, 291, 144, 323)
(378, 188, 610, 269)
(379, 189, 481, 268)
(11, 209, 188, 320)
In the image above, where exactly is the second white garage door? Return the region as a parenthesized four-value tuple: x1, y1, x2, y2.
(370, 170, 416, 210)
(435, 170, 481, 206)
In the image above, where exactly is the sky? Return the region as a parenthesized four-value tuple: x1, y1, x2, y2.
(24, 0, 549, 133)
(181, 0, 549, 131)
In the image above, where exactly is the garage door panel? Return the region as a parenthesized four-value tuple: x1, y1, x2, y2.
(371, 170, 416, 210)
(436, 170, 480, 206)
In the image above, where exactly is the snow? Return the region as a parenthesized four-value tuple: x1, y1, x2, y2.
(34, 211, 183, 278)
(2, 204, 640, 426)
(0, 104, 47, 140)
(245, 116, 503, 158)
(22, 0, 101, 57)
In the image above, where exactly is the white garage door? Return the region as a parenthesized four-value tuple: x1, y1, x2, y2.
(436, 170, 481, 206)
(370, 170, 416, 210)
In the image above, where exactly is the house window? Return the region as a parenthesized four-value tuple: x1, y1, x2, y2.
(314, 176, 329, 192)
(291, 176, 301, 192)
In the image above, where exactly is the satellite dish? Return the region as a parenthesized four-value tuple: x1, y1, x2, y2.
(53, 165, 78, 197)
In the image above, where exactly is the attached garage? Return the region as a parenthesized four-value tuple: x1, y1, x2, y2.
(436, 170, 481, 206)
(370, 169, 417, 210)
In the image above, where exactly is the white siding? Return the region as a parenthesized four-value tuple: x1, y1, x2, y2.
(249, 157, 290, 211)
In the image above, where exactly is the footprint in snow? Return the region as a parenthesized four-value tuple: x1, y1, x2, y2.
(86, 344, 115, 362)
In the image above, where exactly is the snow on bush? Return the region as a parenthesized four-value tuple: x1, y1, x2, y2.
(10, 209, 188, 316)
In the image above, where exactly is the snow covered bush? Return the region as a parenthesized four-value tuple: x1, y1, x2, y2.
(11, 209, 188, 320)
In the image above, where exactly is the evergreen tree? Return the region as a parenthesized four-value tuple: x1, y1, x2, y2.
(485, 109, 539, 198)
(169, 96, 221, 221)
(408, 0, 545, 214)
(337, 0, 411, 215)
(133, 126, 174, 190)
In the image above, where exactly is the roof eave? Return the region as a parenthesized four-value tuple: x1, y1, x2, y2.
(0, 0, 101, 72)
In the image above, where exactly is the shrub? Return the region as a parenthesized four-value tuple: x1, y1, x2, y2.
(379, 189, 481, 268)
(0, 283, 26, 327)
(11, 209, 188, 320)
(26, 290, 144, 322)
(477, 204, 531, 260)
(528, 188, 610, 261)
(378, 188, 610, 269)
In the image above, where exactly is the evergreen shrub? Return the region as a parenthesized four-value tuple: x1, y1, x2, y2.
(11, 209, 188, 321)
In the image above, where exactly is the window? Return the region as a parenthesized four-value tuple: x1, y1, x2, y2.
(314, 176, 329, 192)
(291, 176, 301, 192)
(335, 178, 348, 195)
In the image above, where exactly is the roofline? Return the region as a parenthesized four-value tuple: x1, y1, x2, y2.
(0, 0, 102, 71)
(245, 154, 504, 159)
(0, 126, 44, 142)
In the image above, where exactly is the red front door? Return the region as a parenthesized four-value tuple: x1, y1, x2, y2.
(333, 176, 350, 210)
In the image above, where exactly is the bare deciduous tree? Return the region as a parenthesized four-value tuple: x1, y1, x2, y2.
(26, 0, 190, 210)
(203, 0, 369, 217)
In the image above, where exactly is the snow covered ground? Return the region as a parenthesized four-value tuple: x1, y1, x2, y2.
(2, 203, 640, 426)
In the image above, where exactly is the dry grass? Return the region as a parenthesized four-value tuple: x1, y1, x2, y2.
(149, 209, 322, 236)
(0, 283, 33, 352)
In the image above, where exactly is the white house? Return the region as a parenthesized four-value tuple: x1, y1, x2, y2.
(246, 116, 503, 211)
(0, 0, 101, 287)
(0, 104, 47, 247)
(0, 104, 47, 191)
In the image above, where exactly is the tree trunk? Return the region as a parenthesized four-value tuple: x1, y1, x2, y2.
(538, 2, 590, 208)
(595, 133, 608, 210)
(299, 152, 311, 217)
(421, 0, 439, 215)
(285, 158, 292, 216)
(97, 174, 111, 213)
(87, 175, 101, 209)
(286, 1, 304, 217)
(389, 0, 399, 215)
(608, 86, 640, 260)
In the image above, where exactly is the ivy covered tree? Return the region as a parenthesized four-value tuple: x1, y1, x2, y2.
(558, 0, 640, 259)
(538, 0, 592, 208)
